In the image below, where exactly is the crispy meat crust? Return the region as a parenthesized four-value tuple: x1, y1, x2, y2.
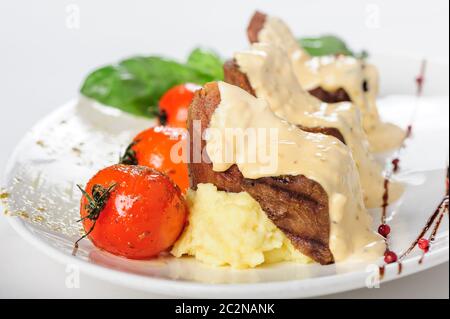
(223, 60, 256, 96)
(188, 82, 334, 264)
(297, 126, 345, 143)
(247, 11, 267, 44)
(223, 60, 346, 144)
(308, 87, 352, 104)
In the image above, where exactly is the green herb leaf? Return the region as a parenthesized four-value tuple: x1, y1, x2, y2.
(80, 49, 224, 118)
(187, 48, 224, 81)
(299, 35, 367, 58)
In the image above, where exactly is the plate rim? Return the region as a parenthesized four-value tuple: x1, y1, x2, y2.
(5, 215, 449, 298)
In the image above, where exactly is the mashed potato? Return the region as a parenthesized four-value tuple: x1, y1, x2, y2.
(171, 183, 312, 268)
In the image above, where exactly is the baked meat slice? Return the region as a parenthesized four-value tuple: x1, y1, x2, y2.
(223, 59, 346, 144)
(188, 82, 334, 264)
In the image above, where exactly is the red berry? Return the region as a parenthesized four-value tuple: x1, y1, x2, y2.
(384, 251, 398, 264)
(378, 224, 391, 238)
(418, 238, 430, 252)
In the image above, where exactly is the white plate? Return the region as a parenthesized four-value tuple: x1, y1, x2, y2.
(1, 54, 449, 298)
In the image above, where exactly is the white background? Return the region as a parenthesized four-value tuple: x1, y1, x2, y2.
(0, 0, 448, 298)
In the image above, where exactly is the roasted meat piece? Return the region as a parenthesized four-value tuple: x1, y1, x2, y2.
(188, 82, 334, 264)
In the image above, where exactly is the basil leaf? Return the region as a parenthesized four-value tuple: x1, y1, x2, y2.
(187, 48, 224, 81)
(80, 63, 153, 117)
(299, 35, 358, 57)
(80, 49, 224, 118)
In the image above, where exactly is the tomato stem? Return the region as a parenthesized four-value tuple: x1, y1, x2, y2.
(158, 109, 168, 126)
(119, 141, 138, 165)
(72, 183, 116, 255)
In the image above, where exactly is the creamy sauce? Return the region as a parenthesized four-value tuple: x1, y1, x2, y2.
(258, 16, 406, 153)
(234, 44, 403, 207)
(206, 82, 386, 262)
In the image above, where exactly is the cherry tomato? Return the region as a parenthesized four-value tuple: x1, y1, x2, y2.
(120, 126, 189, 193)
(79, 164, 188, 259)
(158, 83, 200, 128)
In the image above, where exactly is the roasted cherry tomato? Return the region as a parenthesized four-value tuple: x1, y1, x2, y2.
(78, 164, 188, 259)
(120, 126, 189, 193)
(158, 83, 200, 128)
